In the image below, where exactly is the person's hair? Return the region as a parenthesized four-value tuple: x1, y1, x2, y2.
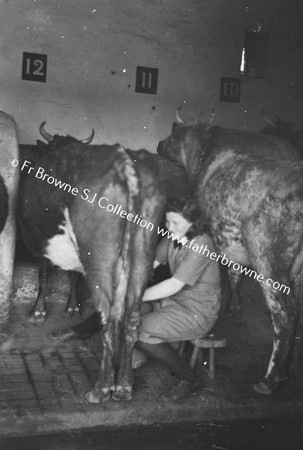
(165, 196, 208, 239)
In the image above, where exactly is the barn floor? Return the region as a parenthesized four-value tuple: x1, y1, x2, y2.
(0, 265, 303, 439)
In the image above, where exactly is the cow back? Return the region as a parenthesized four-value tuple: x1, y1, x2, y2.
(208, 127, 300, 161)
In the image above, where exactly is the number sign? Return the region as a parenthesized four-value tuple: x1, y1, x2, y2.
(220, 77, 241, 103)
(22, 52, 47, 82)
(135, 66, 158, 94)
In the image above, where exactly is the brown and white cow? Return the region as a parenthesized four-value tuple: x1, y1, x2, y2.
(157, 116, 303, 395)
(0, 112, 19, 328)
(18, 142, 165, 401)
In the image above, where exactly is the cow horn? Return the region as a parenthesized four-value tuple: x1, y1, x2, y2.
(176, 106, 185, 126)
(39, 121, 53, 142)
(209, 108, 215, 126)
(80, 129, 95, 144)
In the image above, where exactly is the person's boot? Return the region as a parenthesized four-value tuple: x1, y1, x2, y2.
(135, 340, 202, 402)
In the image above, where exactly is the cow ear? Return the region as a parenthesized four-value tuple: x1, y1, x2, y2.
(172, 122, 183, 138)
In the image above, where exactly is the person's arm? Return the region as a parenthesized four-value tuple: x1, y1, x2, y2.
(142, 276, 185, 302)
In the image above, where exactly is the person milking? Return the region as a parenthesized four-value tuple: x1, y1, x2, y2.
(52, 196, 222, 402)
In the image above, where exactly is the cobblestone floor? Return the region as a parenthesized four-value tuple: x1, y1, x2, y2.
(0, 276, 303, 437)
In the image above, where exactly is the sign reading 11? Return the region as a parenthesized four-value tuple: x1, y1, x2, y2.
(22, 52, 47, 82)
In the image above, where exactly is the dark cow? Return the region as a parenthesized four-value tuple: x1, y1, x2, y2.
(18, 122, 95, 320)
(157, 115, 303, 395)
(18, 143, 165, 401)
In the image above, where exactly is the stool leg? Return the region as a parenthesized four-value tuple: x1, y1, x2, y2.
(190, 346, 200, 369)
(208, 348, 215, 380)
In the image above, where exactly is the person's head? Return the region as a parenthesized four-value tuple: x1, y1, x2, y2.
(165, 196, 207, 240)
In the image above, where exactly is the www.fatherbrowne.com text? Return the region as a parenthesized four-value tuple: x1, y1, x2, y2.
(157, 227, 291, 295)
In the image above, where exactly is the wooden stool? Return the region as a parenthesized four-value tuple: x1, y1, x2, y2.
(178, 334, 227, 380)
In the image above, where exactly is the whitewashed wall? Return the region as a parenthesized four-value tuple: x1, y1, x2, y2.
(0, 0, 302, 152)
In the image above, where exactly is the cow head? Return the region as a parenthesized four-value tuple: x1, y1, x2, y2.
(19, 122, 95, 167)
(39, 121, 95, 150)
(157, 109, 211, 169)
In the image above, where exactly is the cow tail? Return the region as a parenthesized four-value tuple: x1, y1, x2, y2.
(112, 147, 140, 357)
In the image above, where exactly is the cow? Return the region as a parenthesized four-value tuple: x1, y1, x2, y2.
(18, 142, 165, 402)
(157, 114, 303, 395)
(18, 122, 95, 321)
(165, 112, 301, 316)
(0, 112, 19, 328)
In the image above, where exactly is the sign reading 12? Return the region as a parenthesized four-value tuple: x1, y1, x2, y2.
(22, 52, 47, 82)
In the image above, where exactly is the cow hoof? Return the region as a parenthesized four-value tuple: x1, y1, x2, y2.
(112, 388, 133, 402)
(85, 389, 110, 403)
(65, 306, 80, 316)
(253, 378, 281, 395)
(28, 311, 47, 322)
(253, 382, 273, 395)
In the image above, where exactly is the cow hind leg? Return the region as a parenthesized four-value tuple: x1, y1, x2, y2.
(112, 305, 141, 401)
(83, 273, 117, 403)
(112, 251, 145, 402)
(110, 251, 138, 401)
(241, 216, 299, 394)
(253, 285, 297, 394)
(70, 198, 126, 403)
(80, 232, 125, 403)
(113, 184, 164, 401)
(85, 316, 116, 403)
